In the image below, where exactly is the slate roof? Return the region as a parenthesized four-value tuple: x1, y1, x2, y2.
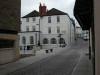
(46, 8, 68, 16)
(22, 8, 68, 18)
(22, 10, 39, 18)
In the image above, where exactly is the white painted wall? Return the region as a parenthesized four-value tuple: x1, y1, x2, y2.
(18, 32, 39, 48)
(21, 17, 40, 32)
(19, 14, 75, 52)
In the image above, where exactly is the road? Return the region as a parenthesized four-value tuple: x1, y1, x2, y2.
(8, 39, 89, 75)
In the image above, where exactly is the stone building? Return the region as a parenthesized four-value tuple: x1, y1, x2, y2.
(0, 0, 20, 64)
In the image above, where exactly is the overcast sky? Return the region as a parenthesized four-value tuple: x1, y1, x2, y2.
(21, 0, 75, 17)
(21, 0, 79, 26)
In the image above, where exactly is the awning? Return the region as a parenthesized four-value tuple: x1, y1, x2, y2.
(74, 0, 93, 30)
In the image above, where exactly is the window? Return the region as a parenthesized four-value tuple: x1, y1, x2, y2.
(33, 17, 35, 21)
(57, 16, 60, 22)
(32, 26, 35, 31)
(26, 26, 29, 31)
(24, 46, 26, 50)
(22, 36, 26, 45)
(0, 39, 14, 48)
(27, 46, 33, 50)
(57, 26, 60, 33)
(59, 38, 65, 44)
(26, 18, 29, 22)
(43, 38, 49, 44)
(51, 38, 57, 44)
(30, 36, 34, 44)
(48, 27, 51, 34)
(48, 17, 51, 23)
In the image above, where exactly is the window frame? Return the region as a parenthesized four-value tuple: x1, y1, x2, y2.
(48, 17, 51, 23)
(43, 38, 49, 44)
(57, 26, 60, 33)
(26, 18, 29, 22)
(26, 26, 29, 31)
(51, 38, 57, 44)
(48, 27, 51, 34)
(32, 26, 36, 31)
(30, 36, 34, 44)
(33, 17, 36, 22)
(59, 38, 65, 44)
(57, 16, 60, 22)
(22, 36, 26, 45)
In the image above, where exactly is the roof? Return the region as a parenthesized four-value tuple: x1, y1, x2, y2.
(46, 8, 68, 16)
(22, 10, 39, 18)
(74, 0, 93, 30)
(22, 8, 68, 18)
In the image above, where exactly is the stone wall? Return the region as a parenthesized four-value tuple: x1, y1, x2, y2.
(0, 34, 20, 64)
(0, 0, 20, 32)
(0, 0, 20, 64)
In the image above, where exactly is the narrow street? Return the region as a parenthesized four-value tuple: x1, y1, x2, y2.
(8, 39, 89, 75)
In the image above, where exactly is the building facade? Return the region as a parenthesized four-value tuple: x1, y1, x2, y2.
(76, 27, 82, 38)
(0, 0, 20, 64)
(19, 4, 75, 54)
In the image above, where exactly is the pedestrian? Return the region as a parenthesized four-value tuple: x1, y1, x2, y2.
(37, 40, 40, 46)
(50, 49, 53, 52)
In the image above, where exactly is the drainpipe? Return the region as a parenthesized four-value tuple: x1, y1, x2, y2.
(89, 29, 91, 60)
(70, 19, 71, 44)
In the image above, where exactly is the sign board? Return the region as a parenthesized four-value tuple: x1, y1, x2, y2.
(61, 30, 67, 34)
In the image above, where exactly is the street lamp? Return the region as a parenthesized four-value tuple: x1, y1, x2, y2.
(57, 33, 63, 47)
(36, 18, 41, 46)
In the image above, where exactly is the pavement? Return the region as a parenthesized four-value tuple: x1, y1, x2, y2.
(0, 47, 69, 75)
(71, 48, 93, 75)
(0, 40, 93, 75)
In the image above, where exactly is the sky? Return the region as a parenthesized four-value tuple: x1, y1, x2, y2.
(21, 0, 80, 26)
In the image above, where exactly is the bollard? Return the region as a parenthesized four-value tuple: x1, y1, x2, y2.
(50, 49, 53, 52)
(45, 50, 48, 53)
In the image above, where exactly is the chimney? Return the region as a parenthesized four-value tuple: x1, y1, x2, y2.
(39, 3, 47, 16)
(42, 4, 47, 15)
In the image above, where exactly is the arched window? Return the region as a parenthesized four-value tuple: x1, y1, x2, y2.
(43, 38, 49, 44)
(30, 36, 34, 44)
(51, 38, 57, 44)
(59, 38, 65, 44)
(22, 36, 26, 45)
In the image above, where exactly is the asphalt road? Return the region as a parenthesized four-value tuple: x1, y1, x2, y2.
(8, 39, 89, 75)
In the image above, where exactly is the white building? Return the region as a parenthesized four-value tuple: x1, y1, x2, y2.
(76, 26, 82, 38)
(19, 4, 75, 53)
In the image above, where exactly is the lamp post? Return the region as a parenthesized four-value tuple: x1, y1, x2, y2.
(57, 33, 63, 47)
(36, 18, 41, 46)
